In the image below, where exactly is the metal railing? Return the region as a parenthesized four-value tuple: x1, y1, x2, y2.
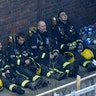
(65, 84, 96, 96)
(36, 73, 96, 96)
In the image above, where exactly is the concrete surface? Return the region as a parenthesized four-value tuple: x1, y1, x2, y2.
(0, 66, 96, 96)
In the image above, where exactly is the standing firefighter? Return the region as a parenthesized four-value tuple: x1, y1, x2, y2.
(7, 32, 48, 89)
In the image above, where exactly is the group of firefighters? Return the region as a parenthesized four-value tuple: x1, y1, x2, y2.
(0, 11, 96, 95)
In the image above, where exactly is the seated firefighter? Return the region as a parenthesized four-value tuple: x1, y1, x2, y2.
(0, 41, 25, 95)
(76, 42, 96, 72)
(51, 11, 84, 77)
(7, 32, 49, 90)
(29, 20, 78, 80)
(52, 11, 83, 55)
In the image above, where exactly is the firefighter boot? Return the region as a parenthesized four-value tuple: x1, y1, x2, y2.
(13, 86, 25, 95)
(54, 72, 67, 81)
(29, 78, 46, 90)
(25, 79, 43, 90)
(87, 63, 96, 72)
(40, 78, 49, 88)
(50, 72, 67, 80)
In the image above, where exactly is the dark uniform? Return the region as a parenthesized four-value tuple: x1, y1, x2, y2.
(0, 50, 25, 95)
(7, 38, 48, 89)
(52, 19, 81, 77)
(29, 29, 76, 79)
(52, 20, 82, 53)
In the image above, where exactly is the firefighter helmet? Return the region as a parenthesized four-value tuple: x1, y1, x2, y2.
(52, 16, 57, 26)
(81, 49, 94, 60)
(29, 26, 37, 37)
(64, 52, 75, 63)
(36, 63, 41, 75)
(8, 34, 16, 46)
(0, 79, 3, 91)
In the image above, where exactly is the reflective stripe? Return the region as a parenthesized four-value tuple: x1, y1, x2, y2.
(53, 49, 59, 53)
(0, 68, 4, 71)
(16, 70, 29, 79)
(41, 53, 46, 58)
(34, 56, 38, 59)
(65, 69, 70, 76)
(46, 70, 54, 77)
(17, 59, 20, 65)
(21, 80, 30, 87)
(60, 44, 64, 49)
(54, 68, 63, 74)
(72, 41, 77, 46)
(4, 65, 10, 69)
(83, 61, 91, 67)
(29, 57, 34, 61)
(32, 75, 40, 82)
(63, 62, 70, 68)
(9, 84, 16, 91)
(76, 39, 83, 43)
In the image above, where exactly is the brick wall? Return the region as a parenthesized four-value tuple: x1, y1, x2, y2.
(0, 0, 96, 48)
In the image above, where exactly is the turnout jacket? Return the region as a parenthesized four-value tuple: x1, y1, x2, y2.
(8, 41, 34, 67)
(29, 30, 55, 60)
(0, 51, 10, 75)
(52, 20, 81, 52)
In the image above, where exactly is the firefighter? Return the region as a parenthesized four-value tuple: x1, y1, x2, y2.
(51, 11, 84, 77)
(0, 41, 25, 94)
(29, 20, 77, 80)
(52, 11, 82, 54)
(7, 32, 48, 89)
(76, 42, 96, 72)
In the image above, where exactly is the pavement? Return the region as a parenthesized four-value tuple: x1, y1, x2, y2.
(0, 66, 96, 96)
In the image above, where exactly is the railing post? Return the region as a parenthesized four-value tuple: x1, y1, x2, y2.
(76, 75, 81, 91)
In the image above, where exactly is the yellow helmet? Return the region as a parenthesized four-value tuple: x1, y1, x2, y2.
(36, 63, 41, 75)
(0, 79, 3, 91)
(29, 26, 37, 37)
(81, 49, 94, 60)
(52, 16, 57, 26)
(64, 52, 75, 63)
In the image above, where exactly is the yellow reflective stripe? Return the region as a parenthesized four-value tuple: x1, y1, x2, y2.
(0, 68, 4, 71)
(41, 53, 46, 58)
(54, 68, 63, 74)
(29, 57, 34, 61)
(72, 41, 77, 46)
(63, 62, 70, 68)
(9, 84, 17, 91)
(34, 56, 38, 59)
(46, 70, 54, 77)
(4, 65, 10, 69)
(15, 70, 29, 79)
(65, 69, 70, 76)
(83, 61, 91, 67)
(53, 49, 59, 53)
(32, 75, 40, 82)
(76, 39, 83, 43)
(60, 44, 64, 49)
(17, 59, 20, 65)
(21, 80, 30, 87)
(16, 55, 21, 59)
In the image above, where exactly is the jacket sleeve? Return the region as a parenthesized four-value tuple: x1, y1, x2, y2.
(8, 45, 25, 66)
